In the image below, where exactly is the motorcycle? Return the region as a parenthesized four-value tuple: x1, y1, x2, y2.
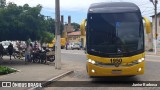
(13, 49, 25, 59)
(30, 47, 55, 64)
(32, 50, 41, 63)
(39, 48, 55, 64)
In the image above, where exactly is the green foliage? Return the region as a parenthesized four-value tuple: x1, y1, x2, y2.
(0, 3, 57, 41)
(0, 66, 16, 75)
(41, 31, 54, 43)
(71, 22, 80, 31)
(0, 0, 6, 8)
(65, 22, 80, 31)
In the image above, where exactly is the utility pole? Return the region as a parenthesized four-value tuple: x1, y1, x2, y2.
(55, 0, 61, 69)
(150, 0, 158, 54)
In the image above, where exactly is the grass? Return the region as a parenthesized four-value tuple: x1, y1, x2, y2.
(0, 66, 17, 75)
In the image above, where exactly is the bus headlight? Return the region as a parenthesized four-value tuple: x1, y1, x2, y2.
(138, 68, 142, 72)
(128, 58, 145, 66)
(88, 59, 92, 63)
(91, 69, 95, 73)
(91, 61, 96, 64)
(138, 58, 145, 63)
(88, 59, 96, 64)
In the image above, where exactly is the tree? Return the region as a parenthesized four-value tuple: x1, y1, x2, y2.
(0, 0, 6, 8)
(41, 31, 54, 43)
(71, 22, 80, 31)
(0, 2, 62, 42)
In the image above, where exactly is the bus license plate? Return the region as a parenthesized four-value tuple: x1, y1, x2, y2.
(112, 70, 122, 74)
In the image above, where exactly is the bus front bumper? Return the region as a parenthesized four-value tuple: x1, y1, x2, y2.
(87, 62, 144, 76)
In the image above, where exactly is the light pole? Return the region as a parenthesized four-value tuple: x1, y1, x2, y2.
(55, 0, 61, 69)
(150, 0, 158, 54)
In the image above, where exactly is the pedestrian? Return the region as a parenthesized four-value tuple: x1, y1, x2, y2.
(66, 42, 69, 50)
(0, 43, 4, 59)
(25, 43, 32, 64)
(34, 41, 39, 51)
(8, 43, 14, 60)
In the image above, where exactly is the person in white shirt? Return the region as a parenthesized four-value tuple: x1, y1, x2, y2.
(25, 43, 32, 64)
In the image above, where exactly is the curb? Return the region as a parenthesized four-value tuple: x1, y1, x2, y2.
(28, 70, 74, 90)
(10, 67, 21, 72)
(146, 54, 160, 57)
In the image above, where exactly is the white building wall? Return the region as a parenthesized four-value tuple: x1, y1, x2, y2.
(152, 16, 160, 53)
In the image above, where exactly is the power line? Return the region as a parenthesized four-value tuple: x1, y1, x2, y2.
(142, 10, 154, 13)
(143, 6, 154, 8)
(142, 8, 160, 13)
(142, 8, 153, 13)
(142, 12, 153, 15)
(137, 1, 151, 6)
(142, 11, 154, 16)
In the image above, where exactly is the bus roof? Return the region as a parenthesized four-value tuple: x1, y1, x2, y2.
(88, 2, 140, 13)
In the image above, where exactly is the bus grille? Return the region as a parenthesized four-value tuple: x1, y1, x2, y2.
(95, 62, 138, 68)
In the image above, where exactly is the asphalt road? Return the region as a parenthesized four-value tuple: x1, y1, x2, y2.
(44, 50, 160, 90)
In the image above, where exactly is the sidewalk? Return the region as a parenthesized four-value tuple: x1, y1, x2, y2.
(146, 51, 160, 56)
(0, 56, 73, 89)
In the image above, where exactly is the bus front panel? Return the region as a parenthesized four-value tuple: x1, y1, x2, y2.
(87, 53, 145, 76)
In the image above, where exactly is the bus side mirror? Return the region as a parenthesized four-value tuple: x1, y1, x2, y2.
(80, 19, 87, 36)
(143, 17, 151, 34)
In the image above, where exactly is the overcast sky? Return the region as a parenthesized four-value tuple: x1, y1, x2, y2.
(6, 0, 160, 23)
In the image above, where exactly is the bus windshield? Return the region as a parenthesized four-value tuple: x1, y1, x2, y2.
(87, 13, 144, 56)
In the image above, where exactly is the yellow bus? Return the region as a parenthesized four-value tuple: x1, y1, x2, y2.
(80, 2, 151, 77)
(48, 38, 66, 49)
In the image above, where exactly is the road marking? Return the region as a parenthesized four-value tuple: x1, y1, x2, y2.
(61, 52, 85, 55)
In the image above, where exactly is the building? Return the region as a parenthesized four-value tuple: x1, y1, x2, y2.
(67, 31, 86, 48)
(151, 13, 160, 49)
(62, 16, 74, 38)
(68, 31, 81, 43)
(62, 16, 74, 39)
(61, 16, 86, 48)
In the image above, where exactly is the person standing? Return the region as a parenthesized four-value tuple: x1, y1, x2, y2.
(66, 42, 69, 50)
(0, 43, 4, 59)
(25, 43, 32, 63)
(8, 43, 14, 60)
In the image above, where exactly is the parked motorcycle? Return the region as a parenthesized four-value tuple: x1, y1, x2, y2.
(46, 49, 55, 62)
(32, 50, 41, 63)
(39, 48, 55, 64)
(30, 47, 55, 64)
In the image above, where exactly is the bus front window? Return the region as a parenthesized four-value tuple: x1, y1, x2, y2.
(87, 13, 144, 57)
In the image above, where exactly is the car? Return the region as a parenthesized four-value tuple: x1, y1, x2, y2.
(66, 43, 81, 50)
